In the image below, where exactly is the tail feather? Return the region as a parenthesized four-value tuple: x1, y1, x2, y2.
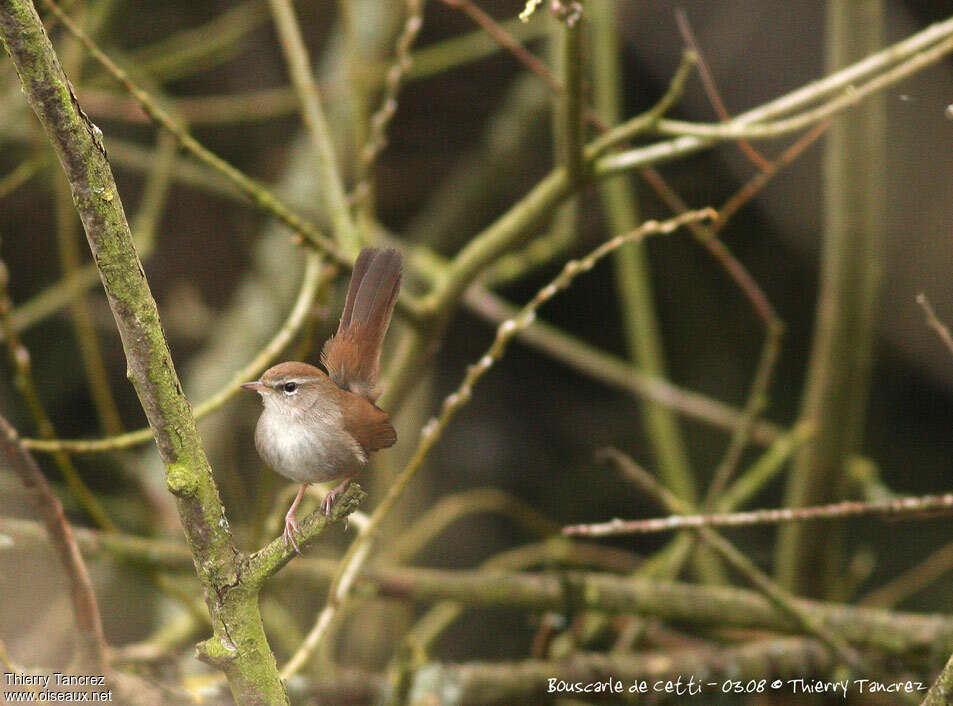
(338, 248, 375, 330)
(349, 248, 401, 337)
(321, 248, 402, 400)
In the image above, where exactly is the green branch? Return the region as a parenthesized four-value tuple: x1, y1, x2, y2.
(6, 516, 952, 661)
(267, 0, 360, 251)
(0, 4, 365, 702)
(777, 0, 886, 598)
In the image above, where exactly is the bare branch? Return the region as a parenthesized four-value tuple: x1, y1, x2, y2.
(0, 414, 109, 673)
(564, 492, 953, 536)
(918, 293, 953, 361)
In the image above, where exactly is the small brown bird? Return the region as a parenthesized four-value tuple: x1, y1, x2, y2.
(242, 248, 402, 552)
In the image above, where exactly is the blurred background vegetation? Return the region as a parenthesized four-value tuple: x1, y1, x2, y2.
(2, 0, 953, 703)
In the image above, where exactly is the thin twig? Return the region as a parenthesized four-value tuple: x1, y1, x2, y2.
(632, 125, 827, 518)
(463, 285, 783, 444)
(714, 119, 831, 230)
(352, 0, 424, 217)
(585, 50, 698, 157)
(267, 0, 359, 251)
(714, 420, 814, 513)
(653, 34, 953, 142)
(703, 322, 784, 505)
(440, 0, 558, 92)
(22, 254, 332, 453)
(280, 208, 717, 679)
(674, 8, 770, 170)
(918, 293, 953, 360)
(78, 85, 299, 125)
(0, 255, 115, 530)
(119, 0, 268, 84)
(553, 2, 585, 185)
(861, 539, 953, 608)
(564, 491, 953, 536)
(441, 0, 688, 143)
(594, 449, 868, 672)
(480, 199, 578, 287)
(38, 0, 350, 271)
(0, 413, 109, 673)
(638, 166, 780, 326)
(635, 165, 786, 521)
(387, 487, 558, 565)
(53, 171, 124, 437)
(595, 16, 953, 175)
(412, 11, 547, 81)
(77, 17, 545, 126)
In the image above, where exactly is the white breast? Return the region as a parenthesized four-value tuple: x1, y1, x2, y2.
(254, 401, 365, 484)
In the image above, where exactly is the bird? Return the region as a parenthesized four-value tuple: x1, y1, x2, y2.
(242, 247, 401, 552)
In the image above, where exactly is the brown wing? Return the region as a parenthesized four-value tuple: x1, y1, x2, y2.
(337, 388, 397, 454)
(322, 248, 402, 402)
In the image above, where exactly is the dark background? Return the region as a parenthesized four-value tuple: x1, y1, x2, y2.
(1, 0, 953, 691)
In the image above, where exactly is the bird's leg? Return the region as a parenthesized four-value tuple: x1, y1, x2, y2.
(321, 477, 352, 517)
(284, 484, 308, 554)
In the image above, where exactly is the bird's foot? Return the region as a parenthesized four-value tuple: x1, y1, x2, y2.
(321, 479, 352, 517)
(320, 490, 338, 516)
(283, 513, 302, 555)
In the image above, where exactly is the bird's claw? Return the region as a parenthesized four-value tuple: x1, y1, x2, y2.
(283, 514, 302, 555)
(320, 490, 337, 516)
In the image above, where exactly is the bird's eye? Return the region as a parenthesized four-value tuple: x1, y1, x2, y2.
(282, 382, 298, 393)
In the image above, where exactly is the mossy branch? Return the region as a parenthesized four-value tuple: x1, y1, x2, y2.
(6, 515, 953, 661)
(0, 3, 363, 702)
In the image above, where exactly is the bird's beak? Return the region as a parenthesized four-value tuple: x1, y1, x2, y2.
(241, 381, 265, 392)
